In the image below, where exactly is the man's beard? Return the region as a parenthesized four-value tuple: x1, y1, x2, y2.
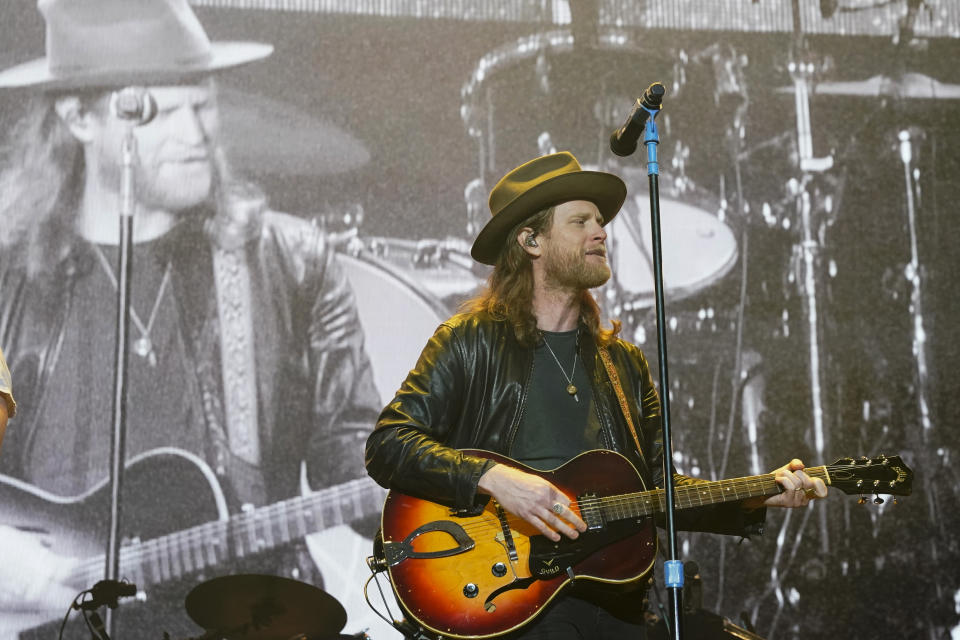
(543, 244, 611, 291)
(97, 153, 213, 214)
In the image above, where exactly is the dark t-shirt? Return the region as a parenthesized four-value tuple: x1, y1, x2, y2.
(511, 329, 603, 470)
(29, 236, 200, 496)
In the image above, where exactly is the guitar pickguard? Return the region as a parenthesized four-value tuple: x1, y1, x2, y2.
(528, 519, 644, 580)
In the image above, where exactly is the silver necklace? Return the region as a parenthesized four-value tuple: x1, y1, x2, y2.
(541, 334, 579, 402)
(93, 245, 171, 367)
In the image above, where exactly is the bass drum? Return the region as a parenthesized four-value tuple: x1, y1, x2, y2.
(337, 251, 447, 405)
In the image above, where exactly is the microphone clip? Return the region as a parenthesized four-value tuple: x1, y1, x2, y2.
(74, 579, 138, 611)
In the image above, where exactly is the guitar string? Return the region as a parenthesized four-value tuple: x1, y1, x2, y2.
(68, 465, 873, 584)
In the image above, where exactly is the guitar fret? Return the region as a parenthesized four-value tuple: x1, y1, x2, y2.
(232, 519, 246, 558)
(206, 525, 222, 566)
(191, 527, 207, 571)
(245, 514, 259, 553)
(260, 509, 275, 550)
(278, 504, 292, 544)
(177, 532, 192, 575)
(158, 536, 172, 581)
(311, 497, 325, 530)
(168, 533, 183, 579)
(324, 498, 343, 528)
(148, 540, 162, 585)
(294, 501, 308, 538)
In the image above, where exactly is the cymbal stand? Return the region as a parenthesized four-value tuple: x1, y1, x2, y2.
(787, 59, 833, 556)
(896, 129, 933, 436)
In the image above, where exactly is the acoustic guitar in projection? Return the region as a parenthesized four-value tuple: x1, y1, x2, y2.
(0, 446, 387, 636)
(378, 449, 913, 639)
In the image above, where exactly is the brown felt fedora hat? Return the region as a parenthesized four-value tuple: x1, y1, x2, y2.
(471, 151, 627, 265)
(0, 0, 273, 90)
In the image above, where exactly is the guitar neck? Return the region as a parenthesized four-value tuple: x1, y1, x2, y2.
(587, 467, 830, 522)
(68, 477, 386, 591)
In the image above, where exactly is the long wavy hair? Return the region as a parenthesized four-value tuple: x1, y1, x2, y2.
(462, 206, 621, 348)
(0, 81, 262, 278)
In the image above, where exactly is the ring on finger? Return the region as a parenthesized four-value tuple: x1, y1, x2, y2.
(551, 502, 564, 515)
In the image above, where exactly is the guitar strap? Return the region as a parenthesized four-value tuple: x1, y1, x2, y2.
(598, 346, 644, 458)
(212, 246, 261, 467)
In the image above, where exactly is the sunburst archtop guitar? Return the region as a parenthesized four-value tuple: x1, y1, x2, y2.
(378, 449, 913, 639)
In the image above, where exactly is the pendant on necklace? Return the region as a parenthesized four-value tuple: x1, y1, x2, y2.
(133, 337, 157, 366)
(566, 384, 578, 396)
(133, 337, 152, 357)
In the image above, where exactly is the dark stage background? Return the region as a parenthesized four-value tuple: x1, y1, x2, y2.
(1, 0, 959, 638)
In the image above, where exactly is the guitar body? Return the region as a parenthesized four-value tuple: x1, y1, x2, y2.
(381, 449, 657, 639)
(0, 447, 227, 566)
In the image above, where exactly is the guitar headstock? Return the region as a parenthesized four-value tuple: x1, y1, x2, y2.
(826, 455, 913, 498)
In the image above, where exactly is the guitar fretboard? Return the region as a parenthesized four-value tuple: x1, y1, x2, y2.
(581, 467, 830, 525)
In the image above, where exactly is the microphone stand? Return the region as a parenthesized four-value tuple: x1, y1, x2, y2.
(640, 96, 684, 640)
(104, 89, 151, 638)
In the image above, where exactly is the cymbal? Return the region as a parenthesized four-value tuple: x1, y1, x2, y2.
(780, 72, 960, 100)
(218, 85, 370, 177)
(185, 574, 347, 640)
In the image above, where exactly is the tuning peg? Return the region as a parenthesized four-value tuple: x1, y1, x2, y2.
(873, 495, 885, 505)
(857, 496, 867, 505)
(893, 497, 899, 505)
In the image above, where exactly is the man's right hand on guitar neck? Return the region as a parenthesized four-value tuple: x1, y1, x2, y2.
(477, 464, 587, 542)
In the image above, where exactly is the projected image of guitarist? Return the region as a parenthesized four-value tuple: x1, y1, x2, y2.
(0, 0, 383, 637)
(365, 152, 829, 640)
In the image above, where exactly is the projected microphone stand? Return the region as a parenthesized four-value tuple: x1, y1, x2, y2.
(103, 88, 155, 638)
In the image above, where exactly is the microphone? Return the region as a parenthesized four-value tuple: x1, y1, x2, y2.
(110, 87, 157, 126)
(609, 82, 666, 157)
(75, 579, 138, 610)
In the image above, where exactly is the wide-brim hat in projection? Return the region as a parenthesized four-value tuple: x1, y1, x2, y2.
(0, 0, 273, 90)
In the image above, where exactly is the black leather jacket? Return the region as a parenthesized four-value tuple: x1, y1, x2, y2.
(0, 211, 381, 502)
(366, 311, 764, 537)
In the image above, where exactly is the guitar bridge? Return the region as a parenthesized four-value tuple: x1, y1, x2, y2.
(494, 502, 519, 562)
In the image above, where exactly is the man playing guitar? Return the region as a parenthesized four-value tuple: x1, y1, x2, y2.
(365, 152, 827, 639)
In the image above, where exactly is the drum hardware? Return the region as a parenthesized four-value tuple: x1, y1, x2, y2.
(786, 50, 834, 516)
(352, 236, 486, 307)
(776, 71, 960, 101)
(895, 128, 933, 436)
(182, 574, 348, 640)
